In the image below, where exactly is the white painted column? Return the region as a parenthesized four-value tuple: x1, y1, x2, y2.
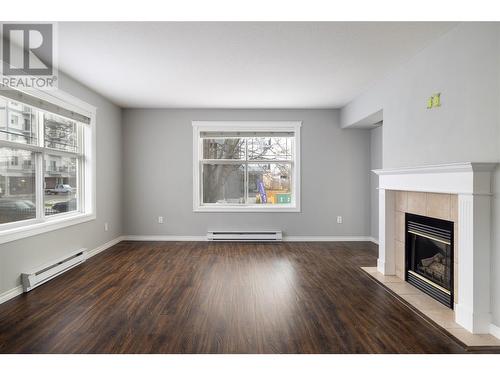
(377, 189, 395, 275)
(455, 193, 492, 333)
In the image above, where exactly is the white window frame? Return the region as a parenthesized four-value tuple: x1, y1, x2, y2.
(0, 88, 96, 244)
(192, 121, 301, 212)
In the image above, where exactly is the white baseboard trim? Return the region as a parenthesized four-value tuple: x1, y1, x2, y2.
(0, 285, 23, 305)
(124, 235, 207, 241)
(87, 236, 126, 258)
(123, 235, 374, 242)
(369, 237, 379, 245)
(283, 236, 373, 242)
(490, 323, 500, 340)
(0, 235, 125, 306)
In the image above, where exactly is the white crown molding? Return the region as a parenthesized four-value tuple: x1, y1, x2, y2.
(373, 162, 498, 196)
(373, 162, 499, 176)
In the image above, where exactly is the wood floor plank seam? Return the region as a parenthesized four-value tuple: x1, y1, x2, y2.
(0, 240, 492, 354)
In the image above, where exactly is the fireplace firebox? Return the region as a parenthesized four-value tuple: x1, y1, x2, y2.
(405, 213, 454, 308)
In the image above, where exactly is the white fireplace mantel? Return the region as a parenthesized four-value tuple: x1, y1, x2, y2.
(373, 162, 498, 334)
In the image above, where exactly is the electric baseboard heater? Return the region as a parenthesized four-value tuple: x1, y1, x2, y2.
(21, 249, 87, 292)
(207, 230, 283, 242)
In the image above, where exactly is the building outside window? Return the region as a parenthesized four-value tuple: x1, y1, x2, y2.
(193, 121, 301, 212)
(0, 91, 95, 240)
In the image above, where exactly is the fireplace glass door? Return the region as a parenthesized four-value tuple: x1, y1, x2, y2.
(405, 213, 454, 308)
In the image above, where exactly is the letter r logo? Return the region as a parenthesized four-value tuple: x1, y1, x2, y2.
(2, 24, 53, 76)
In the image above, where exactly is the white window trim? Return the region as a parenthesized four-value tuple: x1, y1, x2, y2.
(192, 121, 301, 213)
(0, 88, 96, 245)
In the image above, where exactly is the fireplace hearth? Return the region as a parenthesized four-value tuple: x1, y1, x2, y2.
(405, 213, 454, 308)
(374, 163, 498, 333)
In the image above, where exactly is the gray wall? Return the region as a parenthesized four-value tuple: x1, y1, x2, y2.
(341, 23, 500, 167)
(0, 73, 123, 295)
(340, 23, 500, 325)
(122, 109, 371, 237)
(370, 125, 382, 240)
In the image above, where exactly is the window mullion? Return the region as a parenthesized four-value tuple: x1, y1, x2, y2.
(77, 155, 83, 213)
(36, 111, 45, 220)
(200, 161, 203, 205)
(77, 124, 84, 213)
(35, 151, 44, 220)
(244, 139, 248, 204)
(38, 110, 45, 148)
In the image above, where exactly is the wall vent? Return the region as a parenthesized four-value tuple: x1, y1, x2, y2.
(21, 249, 87, 292)
(207, 230, 282, 242)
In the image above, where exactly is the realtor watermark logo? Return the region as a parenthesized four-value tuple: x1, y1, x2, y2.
(1, 22, 58, 90)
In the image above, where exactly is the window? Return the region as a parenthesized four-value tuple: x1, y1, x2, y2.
(0, 89, 95, 243)
(193, 121, 301, 212)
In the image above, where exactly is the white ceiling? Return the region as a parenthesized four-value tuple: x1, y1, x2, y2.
(58, 22, 457, 108)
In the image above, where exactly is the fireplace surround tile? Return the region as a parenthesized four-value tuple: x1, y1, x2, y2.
(395, 191, 408, 212)
(401, 293, 448, 312)
(453, 222, 458, 264)
(454, 263, 458, 304)
(395, 211, 405, 242)
(365, 270, 402, 284)
(426, 193, 451, 220)
(450, 195, 458, 222)
(385, 281, 421, 295)
(394, 240, 405, 279)
(407, 191, 427, 215)
(446, 329, 500, 347)
(423, 309, 462, 329)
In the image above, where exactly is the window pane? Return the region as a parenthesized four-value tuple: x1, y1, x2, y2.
(44, 113, 79, 152)
(247, 163, 291, 204)
(203, 138, 245, 160)
(44, 154, 78, 215)
(247, 137, 292, 161)
(0, 98, 38, 145)
(202, 164, 244, 204)
(0, 148, 36, 224)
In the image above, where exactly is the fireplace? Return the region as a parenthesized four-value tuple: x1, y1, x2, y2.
(405, 213, 454, 308)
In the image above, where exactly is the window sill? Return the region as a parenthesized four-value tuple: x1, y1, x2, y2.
(194, 205, 301, 213)
(0, 212, 96, 245)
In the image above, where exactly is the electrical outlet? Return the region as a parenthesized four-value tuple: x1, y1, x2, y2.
(158, 216, 164, 224)
(337, 216, 343, 224)
(104, 222, 109, 231)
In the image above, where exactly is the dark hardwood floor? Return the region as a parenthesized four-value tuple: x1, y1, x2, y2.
(0, 241, 474, 353)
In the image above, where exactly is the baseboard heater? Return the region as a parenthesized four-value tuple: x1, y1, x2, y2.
(207, 230, 283, 242)
(21, 249, 87, 292)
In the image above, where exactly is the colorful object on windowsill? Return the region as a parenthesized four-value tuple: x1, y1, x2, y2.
(257, 180, 267, 203)
(276, 193, 291, 204)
